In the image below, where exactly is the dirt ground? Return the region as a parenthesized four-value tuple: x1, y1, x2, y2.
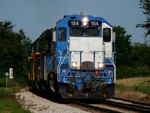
(115, 90, 150, 103)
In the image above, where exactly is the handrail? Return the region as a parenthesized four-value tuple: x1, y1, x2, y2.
(109, 52, 116, 83)
(90, 50, 104, 70)
(57, 50, 70, 81)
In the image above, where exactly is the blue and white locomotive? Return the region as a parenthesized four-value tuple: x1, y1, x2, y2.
(28, 14, 116, 99)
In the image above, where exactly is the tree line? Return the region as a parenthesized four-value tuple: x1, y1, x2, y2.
(0, 21, 31, 85)
(0, 0, 150, 83)
(114, 26, 150, 78)
(115, 0, 150, 78)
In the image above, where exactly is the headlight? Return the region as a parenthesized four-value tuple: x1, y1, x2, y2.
(82, 17, 88, 27)
(98, 62, 105, 69)
(72, 62, 77, 68)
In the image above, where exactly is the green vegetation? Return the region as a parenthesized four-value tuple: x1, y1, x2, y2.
(0, 99, 30, 113)
(0, 82, 31, 113)
(116, 77, 150, 95)
(0, 78, 22, 95)
(0, 17, 32, 113)
(0, 21, 31, 85)
(0, 88, 15, 99)
(116, 84, 150, 95)
(114, 25, 150, 79)
(117, 66, 150, 79)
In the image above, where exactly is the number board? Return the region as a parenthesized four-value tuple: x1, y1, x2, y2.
(89, 21, 101, 27)
(68, 20, 81, 26)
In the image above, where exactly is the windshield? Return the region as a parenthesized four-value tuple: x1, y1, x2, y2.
(70, 27, 99, 37)
(85, 28, 99, 36)
(70, 27, 83, 36)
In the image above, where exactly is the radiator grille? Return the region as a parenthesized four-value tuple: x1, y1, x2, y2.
(81, 61, 94, 70)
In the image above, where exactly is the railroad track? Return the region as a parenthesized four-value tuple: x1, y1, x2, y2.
(104, 97, 150, 112)
(72, 97, 150, 113)
(72, 100, 122, 113)
(113, 97, 150, 106)
(29, 89, 150, 112)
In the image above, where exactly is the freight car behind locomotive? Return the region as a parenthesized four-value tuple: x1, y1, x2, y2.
(28, 14, 116, 99)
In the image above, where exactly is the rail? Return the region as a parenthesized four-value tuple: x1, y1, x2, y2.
(101, 98, 150, 112)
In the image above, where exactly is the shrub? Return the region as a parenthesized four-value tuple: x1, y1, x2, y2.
(0, 77, 7, 87)
(117, 66, 150, 79)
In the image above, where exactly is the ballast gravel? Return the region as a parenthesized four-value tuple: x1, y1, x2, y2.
(15, 90, 90, 113)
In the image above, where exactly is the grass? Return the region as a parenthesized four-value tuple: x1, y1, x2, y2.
(0, 99, 30, 113)
(0, 88, 15, 99)
(0, 78, 31, 113)
(115, 77, 150, 103)
(116, 77, 150, 95)
(134, 80, 150, 94)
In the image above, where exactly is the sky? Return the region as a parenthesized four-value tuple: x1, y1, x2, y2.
(0, 0, 146, 43)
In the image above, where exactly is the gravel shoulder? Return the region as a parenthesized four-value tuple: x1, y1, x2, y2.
(15, 89, 90, 113)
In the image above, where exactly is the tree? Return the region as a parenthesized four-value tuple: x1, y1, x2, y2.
(113, 26, 132, 67)
(0, 21, 31, 81)
(0, 21, 14, 73)
(131, 43, 150, 66)
(136, 0, 150, 40)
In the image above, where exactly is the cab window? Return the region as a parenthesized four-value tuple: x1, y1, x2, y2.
(70, 27, 83, 36)
(58, 28, 66, 41)
(85, 28, 99, 36)
(103, 28, 111, 42)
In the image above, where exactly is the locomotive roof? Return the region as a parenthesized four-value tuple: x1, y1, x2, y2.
(56, 14, 112, 27)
